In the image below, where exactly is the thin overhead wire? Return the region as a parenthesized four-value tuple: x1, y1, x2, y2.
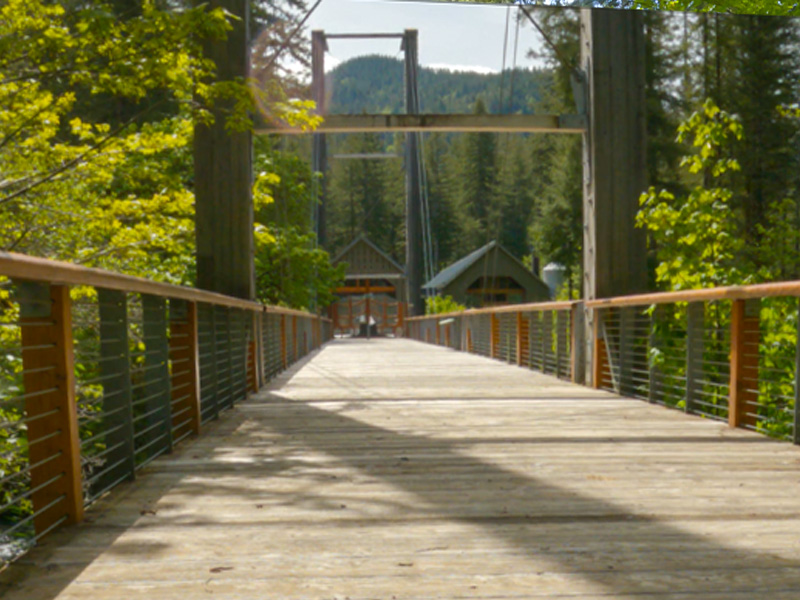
(507, 8, 522, 114)
(261, 0, 326, 73)
(520, 7, 577, 74)
(498, 6, 511, 114)
(408, 53, 436, 289)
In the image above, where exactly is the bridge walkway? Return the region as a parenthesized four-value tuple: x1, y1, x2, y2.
(4, 338, 800, 599)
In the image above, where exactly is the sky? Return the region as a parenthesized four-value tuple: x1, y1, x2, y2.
(298, 0, 547, 73)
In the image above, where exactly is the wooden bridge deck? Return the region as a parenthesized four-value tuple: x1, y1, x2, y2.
(4, 338, 800, 599)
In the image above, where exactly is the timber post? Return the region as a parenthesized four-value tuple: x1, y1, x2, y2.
(571, 302, 586, 384)
(18, 283, 84, 533)
(403, 29, 424, 317)
(490, 313, 499, 359)
(194, 0, 254, 300)
(311, 30, 328, 247)
(729, 299, 759, 429)
(169, 300, 202, 436)
(580, 8, 648, 385)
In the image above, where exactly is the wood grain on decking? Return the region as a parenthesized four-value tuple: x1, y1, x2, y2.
(3, 337, 800, 599)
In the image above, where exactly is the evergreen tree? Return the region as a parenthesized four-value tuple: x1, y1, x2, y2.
(728, 15, 800, 253)
(456, 99, 498, 250)
(494, 135, 535, 260)
(423, 132, 462, 269)
(327, 133, 404, 260)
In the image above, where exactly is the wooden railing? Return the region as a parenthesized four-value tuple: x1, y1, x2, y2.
(408, 282, 800, 445)
(407, 302, 581, 382)
(0, 253, 331, 559)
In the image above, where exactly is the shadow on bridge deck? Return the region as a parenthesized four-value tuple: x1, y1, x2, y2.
(3, 338, 800, 599)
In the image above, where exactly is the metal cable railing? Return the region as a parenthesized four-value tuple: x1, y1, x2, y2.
(409, 289, 800, 445)
(408, 302, 576, 382)
(0, 253, 331, 565)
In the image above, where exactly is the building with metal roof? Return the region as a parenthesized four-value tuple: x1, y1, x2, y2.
(423, 241, 551, 308)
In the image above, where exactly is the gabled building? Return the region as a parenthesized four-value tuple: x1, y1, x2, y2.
(330, 235, 407, 336)
(423, 241, 551, 308)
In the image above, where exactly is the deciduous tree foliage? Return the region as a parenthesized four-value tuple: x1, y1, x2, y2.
(0, 0, 327, 301)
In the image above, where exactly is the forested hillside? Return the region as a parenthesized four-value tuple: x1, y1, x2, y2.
(327, 55, 551, 114)
(321, 10, 800, 297)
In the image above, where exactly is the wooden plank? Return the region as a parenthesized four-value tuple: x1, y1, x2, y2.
(0, 252, 328, 321)
(490, 313, 499, 359)
(406, 300, 576, 321)
(586, 279, 800, 309)
(257, 113, 587, 135)
(169, 300, 201, 437)
(19, 284, 84, 535)
(6, 339, 800, 599)
(729, 299, 759, 429)
(592, 310, 610, 390)
(0, 252, 262, 311)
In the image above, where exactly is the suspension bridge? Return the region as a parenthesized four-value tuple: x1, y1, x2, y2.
(4, 5, 800, 599)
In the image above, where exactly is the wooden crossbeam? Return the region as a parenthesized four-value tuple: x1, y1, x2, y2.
(258, 114, 587, 135)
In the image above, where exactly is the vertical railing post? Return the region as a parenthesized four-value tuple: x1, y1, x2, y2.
(516, 312, 524, 367)
(18, 283, 84, 533)
(142, 295, 172, 454)
(648, 305, 662, 404)
(280, 314, 287, 370)
(794, 297, 800, 444)
(170, 300, 201, 436)
(255, 311, 264, 389)
(292, 315, 298, 363)
(208, 305, 220, 419)
(490, 313, 499, 359)
(224, 307, 234, 407)
(398, 302, 405, 337)
(571, 302, 586, 384)
(97, 288, 136, 486)
(729, 299, 759, 429)
(592, 309, 610, 389)
(618, 307, 633, 396)
(556, 310, 568, 379)
(331, 303, 339, 335)
(542, 311, 552, 374)
(685, 302, 704, 415)
(247, 320, 258, 395)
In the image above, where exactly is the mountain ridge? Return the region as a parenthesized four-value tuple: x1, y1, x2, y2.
(326, 55, 553, 115)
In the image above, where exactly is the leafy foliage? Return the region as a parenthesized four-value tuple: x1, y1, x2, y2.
(425, 295, 466, 315)
(637, 100, 748, 290)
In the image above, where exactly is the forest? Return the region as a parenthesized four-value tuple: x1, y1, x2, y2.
(308, 10, 800, 297)
(2, 2, 799, 305)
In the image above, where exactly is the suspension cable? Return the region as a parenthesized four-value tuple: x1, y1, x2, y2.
(507, 7, 522, 114)
(498, 6, 511, 114)
(520, 7, 577, 74)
